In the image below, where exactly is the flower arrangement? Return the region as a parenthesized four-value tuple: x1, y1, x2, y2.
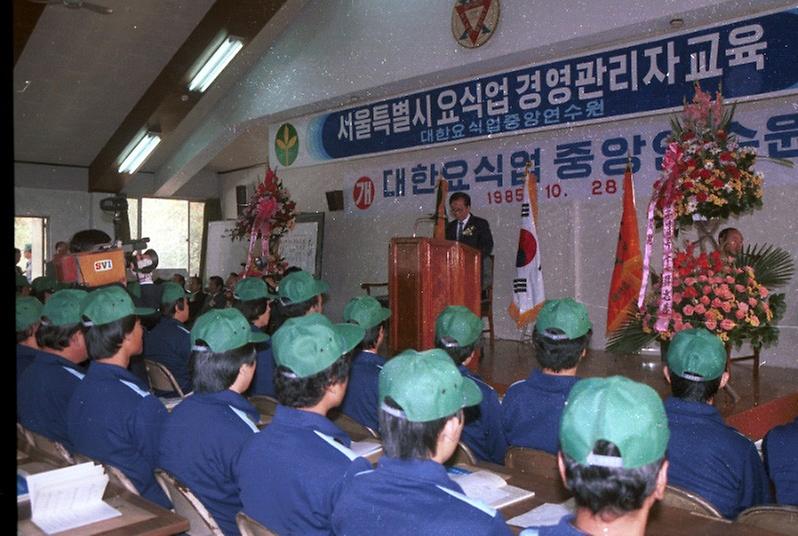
(229, 167, 297, 275)
(653, 85, 763, 228)
(638, 242, 784, 348)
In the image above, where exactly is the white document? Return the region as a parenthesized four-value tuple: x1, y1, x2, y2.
(450, 469, 535, 509)
(507, 498, 576, 527)
(27, 462, 121, 534)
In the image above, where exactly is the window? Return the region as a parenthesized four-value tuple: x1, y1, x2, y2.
(15, 216, 48, 281)
(131, 197, 205, 278)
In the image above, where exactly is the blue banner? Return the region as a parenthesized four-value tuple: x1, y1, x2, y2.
(300, 9, 798, 164)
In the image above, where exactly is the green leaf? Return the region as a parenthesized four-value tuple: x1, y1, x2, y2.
(735, 244, 795, 289)
(606, 312, 658, 354)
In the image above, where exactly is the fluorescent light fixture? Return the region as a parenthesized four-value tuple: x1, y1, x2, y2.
(188, 36, 244, 92)
(118, 131, 161, 174)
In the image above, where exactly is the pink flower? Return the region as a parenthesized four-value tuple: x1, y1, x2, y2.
(735, 309, 746, 320)
(682, 322, 693, 330)
(748, 297, 758, 307)
(672, 292, 683, 304)
(700, 295, 711, 306)
(735, 284, 746, 293)
(705, 319, 718, 331)
(685, 277, 697, 286)
(721, 301, 732, 313)
(711, 297, 723, 308)
(749, 316, 760, 327)
(683, 304, 695, 316)
(698, 275, 708, 283)
(694, 304, 707, 315)
(759, 286, 769, 298)
(737, 302, 749, 314)
(725, 276, 735, 284)
(720, 318, 735, 331)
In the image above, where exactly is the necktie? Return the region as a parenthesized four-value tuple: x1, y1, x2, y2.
(457, 221, 464, 240)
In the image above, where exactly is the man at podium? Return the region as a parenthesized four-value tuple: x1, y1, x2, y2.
(445, 192, 493, 288)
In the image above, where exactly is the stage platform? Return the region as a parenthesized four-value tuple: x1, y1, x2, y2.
(475, 339, 798, 441)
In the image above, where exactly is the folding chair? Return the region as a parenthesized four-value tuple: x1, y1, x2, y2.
(27, 429, 76, 465)
(144, 358, 186, 398)
(329, 409, 380, 441)
(248, 395, 279, 427)
(104, 463, 141, 495)
(17, 422, 35, 451)
(736, 505, 798, 535)
(236, 511, 278, 536)
(504, 446, 559, 479)
(446, 441, 478, 466)
(661, 484, 722, 518)
(155, 469, 224, 536)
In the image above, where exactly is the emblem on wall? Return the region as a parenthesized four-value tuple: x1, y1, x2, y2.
(451, 0, 500, 48)
(274, 123, 299, 166)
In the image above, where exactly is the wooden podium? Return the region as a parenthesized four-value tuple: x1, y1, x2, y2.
(388, 237, 481, 353)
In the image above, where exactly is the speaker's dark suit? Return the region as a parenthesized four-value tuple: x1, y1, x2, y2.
(445, 215, 494, 258)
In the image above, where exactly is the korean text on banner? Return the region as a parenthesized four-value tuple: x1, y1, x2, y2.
(508, 170, 545, 328)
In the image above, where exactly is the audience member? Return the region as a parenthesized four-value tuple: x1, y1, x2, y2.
(16, 296, 43, 387)
(142, 282, 192, 395)
(233, 277, 275, 395)
(502, 298, 591, 454)
(171, 273, 186, 289)
(520, 376, 669, 536)
(45, 240, 68, 278)
(67, 286, 171, 508)
(187, 275, 207, 322)
(718, 227, 744, 260)
(224, 272, 240, 308)
(159, 308, 267, 535)
(339, 295, 391, 432)
(332, 348, 509, 535)
(763, 417, 798, 505)
(18, 289, 88, 449)
(663, 327, 771, 518)
(31, 275, 57, 303)
(435, 305, 506, 464)
(17, 272, 32, 296)
(23, 243, 33, 282)
(15, 247, 23, 276)
(202, 275, 226, 314)
(238, 313, 369, 535)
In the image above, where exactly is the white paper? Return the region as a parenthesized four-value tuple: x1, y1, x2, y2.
(450, 470, 535, 509)
(507, 498, 576, 527)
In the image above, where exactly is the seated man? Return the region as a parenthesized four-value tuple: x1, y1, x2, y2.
(521, 376, 669, 536)
(339, 295, 391, 432)
(201, 275, 227, 314)
(18, 289, 88, 449)
(663, 328, 771, 518)
(502, 298, 590, 454)
(67, 286, 171, 508)
(250, 269, 327, 397)
(232, 277, 274, 389)
(435, 305, 506, 464)
(238, 313, 370, 535)
(186, 275, 207, 323)
(31, 276, 58, 303)
(16, 296, 43, 386)
(763, 417, 798, 506)
(142, 282, 192, 395)
(159, 308, 267, 536)
(332, 348, 510, 535)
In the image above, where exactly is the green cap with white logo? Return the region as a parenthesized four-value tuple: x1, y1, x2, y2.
(560, 376, 669, 469)
(41, 289, 89, 326)
(31, 276, 58, 295)
(160, 282, 186, 304)
(81, 285, 155, 326)
(435, 305, 482, 347)
(272, 313, 364, 378)
(666, 328, 727, 381)
(234, 277, 275, 301)
(277, 270, 328, 304)
(379, 348, 482, 422)
(343, 295, 391, 329)
(535, 298, 592, 340)
(191, 308, 269, 353)
(16, 296, 43, 332)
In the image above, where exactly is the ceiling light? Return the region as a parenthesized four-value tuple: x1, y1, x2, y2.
(118, 131, 161, 174)
(188, 36, 244, 93)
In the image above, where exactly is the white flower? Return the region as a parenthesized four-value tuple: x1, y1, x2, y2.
(704, 161, 715, 170)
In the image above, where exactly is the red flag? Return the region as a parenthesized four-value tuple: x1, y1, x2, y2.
(433, 175, 448, 239)
(606, 161, 643, 334)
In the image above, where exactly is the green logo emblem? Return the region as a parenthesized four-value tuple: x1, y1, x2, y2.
(275, 123, 298, 166)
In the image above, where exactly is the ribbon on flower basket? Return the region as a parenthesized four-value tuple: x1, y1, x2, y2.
(638, 142, 682, 333)
(244, 195, 278, 274)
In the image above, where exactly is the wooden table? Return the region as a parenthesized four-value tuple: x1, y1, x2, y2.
(17, 450, 189, 536)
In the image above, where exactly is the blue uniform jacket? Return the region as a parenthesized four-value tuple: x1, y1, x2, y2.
(17, 343, 38, 386)
(249, 325, 276, 397)
(331, 456, 511, 535)
(159, 390, 260, 536)
(459, 365, 507, 465)
(142, 316, 192, 395)
(501, 370, 579, 454)
(520, 515, 587, 535)
(763, 417, 798, 506)
(238, 405, 371, 535)
(339, 350, 385, 432)
(67, 362, 171, 509)
(664, 396, 772, 518)
(18, 349, 85, 449)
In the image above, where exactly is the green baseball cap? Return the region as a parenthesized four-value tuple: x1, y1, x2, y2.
(343, 295, 391, 329)
(81, 285, 155, 327)
(16, 273, 30, 289)
(234, 277, 275, 301)
(191, 308, 269, 353)
(41, 289, 89, 326)
(535, 298, 592, 339)
(31, 276, 57, 295)
(272, 313, 364, 378)
(379, 348, 482, 422)
(24, 243, 32, 252)
(560, 376, 669, 469)
(126, 281, 142, 299)
(667, 328, 727, 381)
(277, 270, 329, 304)
(160, 282, 186, 304)
(16, 296, 43, 332)
(435, 305, 482, 347)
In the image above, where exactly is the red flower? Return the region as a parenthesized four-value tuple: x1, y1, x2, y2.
(699, 169, 712, 180)
(711, 179, 724, 189)
(725, 166, 740, 178)
(696, 192, 708, 203)
(716, 130, 727, 140)
(682, 132, 695, 141)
